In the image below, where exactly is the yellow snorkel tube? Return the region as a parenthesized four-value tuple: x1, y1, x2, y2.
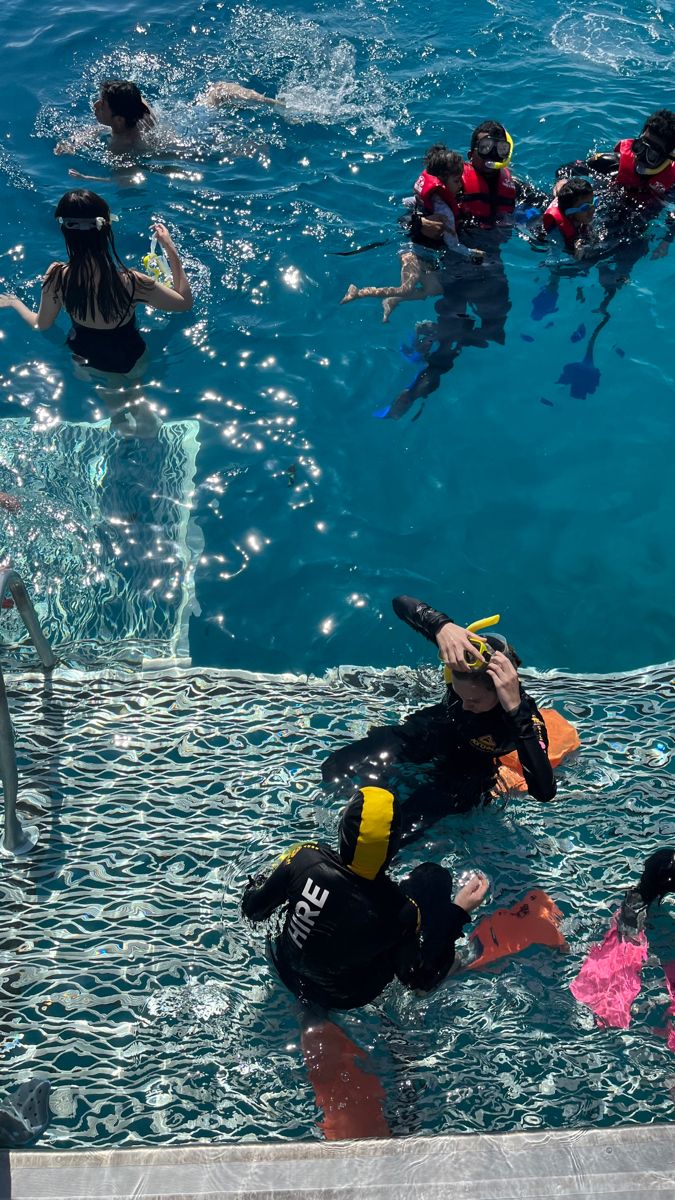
(442, 614, 501, 684)
(485, 131, 513, 171)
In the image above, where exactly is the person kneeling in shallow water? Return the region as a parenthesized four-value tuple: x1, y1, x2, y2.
(322, 598, 556, 845)
(242, 786, 488, 1010)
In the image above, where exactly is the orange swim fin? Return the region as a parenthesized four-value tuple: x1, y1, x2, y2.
(301, 1019, 391, 1140)
(465, 889, 568, 970)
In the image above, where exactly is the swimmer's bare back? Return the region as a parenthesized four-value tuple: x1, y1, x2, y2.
(201, 82, 283, 108)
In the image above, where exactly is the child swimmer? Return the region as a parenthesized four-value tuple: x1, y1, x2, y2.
(539, 177, 597, 259)
(341, 144, 484, 323)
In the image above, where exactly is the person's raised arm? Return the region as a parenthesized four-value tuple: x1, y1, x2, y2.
(134, 223, 193, 313)
(392, 595, 486, 672)
(0, 265, 63, 330)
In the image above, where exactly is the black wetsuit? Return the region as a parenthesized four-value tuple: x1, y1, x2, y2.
(242, 843, 469, 1009)
(322, 596, 556, 843)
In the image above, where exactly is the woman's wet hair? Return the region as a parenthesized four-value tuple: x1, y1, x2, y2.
(424, 143, 463, 179)
(470, 120, 507, 150)
(452, 635, 522, 692)
(101, 79, 155, 129)
(46, 189, 150, 324)
(557, 177, 594, 214)
(642, 109, 675, 152)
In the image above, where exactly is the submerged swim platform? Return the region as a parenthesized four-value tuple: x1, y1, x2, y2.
(6, 1121, 675, 1200)
(2, 655, 675, 1150)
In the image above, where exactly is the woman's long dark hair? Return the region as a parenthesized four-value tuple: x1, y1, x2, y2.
(45, 190, 144, 324)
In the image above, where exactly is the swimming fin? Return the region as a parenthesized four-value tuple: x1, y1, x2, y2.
(463, 889, 568, 971)
(301, 1018, 390, 1140)
(570, 912, 648, 1028)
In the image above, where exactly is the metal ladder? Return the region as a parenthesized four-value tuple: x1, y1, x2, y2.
(0, 568, 58, 856)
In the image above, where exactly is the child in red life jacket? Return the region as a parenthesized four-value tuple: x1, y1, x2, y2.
(541, 177, 596, 258)
(341, 144, 484, 323)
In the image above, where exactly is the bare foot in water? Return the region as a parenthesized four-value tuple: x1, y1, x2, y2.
(382, 298, 398, 322)
(340, 284, 359, 305)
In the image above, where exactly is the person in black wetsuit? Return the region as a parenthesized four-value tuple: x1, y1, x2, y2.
(0, 189, 192, 375)
(242, 785, 488, 1010)
(322, 598, 556, 845)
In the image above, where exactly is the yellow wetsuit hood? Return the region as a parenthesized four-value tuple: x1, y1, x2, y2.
(338, 787, 400, 880)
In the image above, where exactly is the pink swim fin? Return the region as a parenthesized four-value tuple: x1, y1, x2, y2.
(661, 961, 675, 1051)
(570, 913, 648, 1029)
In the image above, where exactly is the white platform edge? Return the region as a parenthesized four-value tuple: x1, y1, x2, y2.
(3, 1123, 675, 1200)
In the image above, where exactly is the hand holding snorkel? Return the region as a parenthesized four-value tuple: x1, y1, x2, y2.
(142, 222, 176, 287)
(436, 613, 501, 673)
(437, 614, 521, 712)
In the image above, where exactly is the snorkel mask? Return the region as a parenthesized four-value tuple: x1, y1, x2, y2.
(633, 135, 675, 176)
(475, 130, 514, 171)
(142, 234, 173, 286)
(564, 195, 597, 215)
(442, 613, 507, 684)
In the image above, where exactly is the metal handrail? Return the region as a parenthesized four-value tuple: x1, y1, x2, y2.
(0, 568, 58, 856)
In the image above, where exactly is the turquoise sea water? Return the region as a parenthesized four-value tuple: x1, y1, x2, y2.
(2, 0, 675, 1152)
(1, 0, 674, 675)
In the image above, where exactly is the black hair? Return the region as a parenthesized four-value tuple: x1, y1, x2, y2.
(424, 143, 464, 178)
(101, 79, 155, 129)
(642, 109, 675, 151)
(557, 176, 594, 214)
(46, 190, 149, 324)
(470, 120, 507, 151)
(452, 634, 522, 692)
(637, 847, 675, 908)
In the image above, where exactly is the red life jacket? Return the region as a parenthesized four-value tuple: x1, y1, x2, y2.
(459, 164, 516, 226)
(615, 138, 675, 194)
(542, 200, 577, 252)
(413, 170, 459, 218)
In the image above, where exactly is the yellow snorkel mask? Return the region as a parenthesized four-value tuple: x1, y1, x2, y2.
(441, 614, 502, 684)
(478, 131, 514, 171)
(142, 235, 173, 287)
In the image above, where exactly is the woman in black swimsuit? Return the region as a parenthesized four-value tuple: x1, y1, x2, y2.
(0, 189, 192, 374)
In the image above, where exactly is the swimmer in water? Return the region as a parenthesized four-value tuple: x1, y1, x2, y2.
(242, 785, 488, 1008)
(534, 176, 597, 259)
(55, 79, 156, 157)
(341, 144, 484, 322)
(322, 598, 557, 845)
(0, 189, 192, 376)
